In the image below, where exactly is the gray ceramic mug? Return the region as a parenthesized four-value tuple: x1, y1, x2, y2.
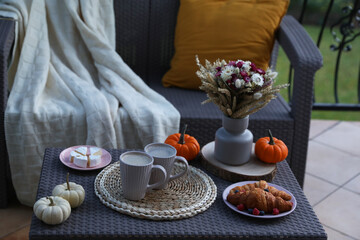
(119, 151, 167, 200)
(145, 143, 188, 189)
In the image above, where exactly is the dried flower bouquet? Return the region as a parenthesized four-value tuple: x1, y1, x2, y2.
(196, 56, 289, 119)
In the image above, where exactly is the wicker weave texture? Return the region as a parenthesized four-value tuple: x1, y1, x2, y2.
(114, 0, 150, 82)
(278, 16, 323, 186)
(95, 161, 217, 220)
(147, 0, 179, 80)
(29, 148, 327, 240)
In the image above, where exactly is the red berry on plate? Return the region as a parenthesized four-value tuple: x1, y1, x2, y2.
(237, 204, 245, 211)
(273, 208, 280, 215)
(253, 208, 260, 215)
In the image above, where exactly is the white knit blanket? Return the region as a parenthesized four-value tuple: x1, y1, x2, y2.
(0, 0, 180, 206)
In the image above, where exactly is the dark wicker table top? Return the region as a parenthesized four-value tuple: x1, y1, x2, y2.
(29, 148, 327, 240)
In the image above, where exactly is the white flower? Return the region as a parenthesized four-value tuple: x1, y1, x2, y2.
(251, 73, 264, 86)
(241, 61, 251, 72)
(220, 71, 231, 81)
(235, 79, 245, 88)
(268, 71, 278, 79)
(220, 65, 235, 81)
(265, 69, 278, 79)
(253, 92, 263, 100)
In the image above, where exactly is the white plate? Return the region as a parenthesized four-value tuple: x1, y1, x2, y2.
(59, 145, 112, 171)
(222, 181, 297, 218)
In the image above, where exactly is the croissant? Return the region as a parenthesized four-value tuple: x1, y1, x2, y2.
(227, 188, 293, 213)
(229, 180, 291, 201)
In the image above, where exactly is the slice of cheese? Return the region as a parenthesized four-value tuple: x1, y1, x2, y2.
(88, 147, 102, 167)
(88, 154, 101, 167)
(70, 151, 83, 163)
(75, 146, 87, 156)
(70, 146, 88, 163)
(72, 146, 103, 168)
(90, 147, 102, 156)
(73, 155, 89, 168)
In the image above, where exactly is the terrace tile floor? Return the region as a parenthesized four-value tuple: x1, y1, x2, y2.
(1, 119, 359, 240)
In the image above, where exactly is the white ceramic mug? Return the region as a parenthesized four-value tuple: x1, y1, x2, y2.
(144, 143, 188, 189)
(119, 151, 167, 201)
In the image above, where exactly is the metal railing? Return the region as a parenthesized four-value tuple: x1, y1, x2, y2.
(290, 0, 360, 111)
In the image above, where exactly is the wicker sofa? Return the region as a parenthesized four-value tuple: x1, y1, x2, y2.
(0, 0, 322, 207)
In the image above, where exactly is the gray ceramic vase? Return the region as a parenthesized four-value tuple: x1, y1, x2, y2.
(214, 115, 253, 165)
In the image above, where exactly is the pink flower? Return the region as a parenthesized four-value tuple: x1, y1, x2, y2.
(256, 68, 265, 75)
(215, 71, 222, 77)
(228, 61, 237, 67)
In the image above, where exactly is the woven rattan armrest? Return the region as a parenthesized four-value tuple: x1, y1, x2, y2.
(276, 15, 323, 186)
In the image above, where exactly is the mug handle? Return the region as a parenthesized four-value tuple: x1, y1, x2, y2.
(147, 165, 167, 191)
(169, 156, 188, 182)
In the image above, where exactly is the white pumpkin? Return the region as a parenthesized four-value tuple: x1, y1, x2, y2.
(52, 173, 85, 208)
(33, 196, 71, 225)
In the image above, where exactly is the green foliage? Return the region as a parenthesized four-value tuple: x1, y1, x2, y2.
(276, 24, 360, 121)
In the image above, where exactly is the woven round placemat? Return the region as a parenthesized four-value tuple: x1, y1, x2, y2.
(94, 161, 217, 220)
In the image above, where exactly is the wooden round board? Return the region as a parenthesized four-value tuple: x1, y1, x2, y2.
(200, 141, 276, 182)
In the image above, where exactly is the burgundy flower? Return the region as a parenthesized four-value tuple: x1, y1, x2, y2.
(215, 71, 222, 77)
(240, 71, 248, 78)
(231, 74, 237, 80)
(226, 79, 237, 90)
(244, 76, 251, 82)
(250, 63, 257, 71)
(236, 61, 243, 68)
(216, 67, 222, 71)
(229, 82, 236, 89)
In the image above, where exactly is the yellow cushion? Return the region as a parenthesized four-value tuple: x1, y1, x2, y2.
(162, 0, 289, 89)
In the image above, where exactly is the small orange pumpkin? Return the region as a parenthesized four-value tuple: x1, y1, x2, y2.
(165, 124, 200, 161)
(255, 129, 288, 163)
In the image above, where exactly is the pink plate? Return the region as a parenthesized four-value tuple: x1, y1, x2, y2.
(222, 181, 297, 218)
(59, 145, 112, 171)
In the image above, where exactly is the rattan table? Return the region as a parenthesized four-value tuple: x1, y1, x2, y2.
(29, 148, 327, 240)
